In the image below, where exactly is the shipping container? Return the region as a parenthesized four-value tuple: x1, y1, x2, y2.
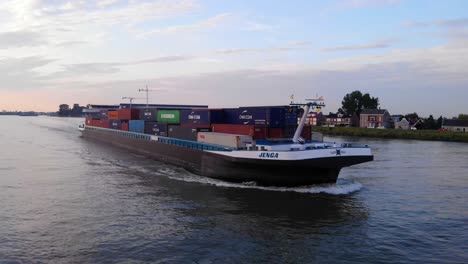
(108, 110, 119, 120)
(85, 117, 93, 126)
(129, 120, 145, 133)
(139, 108, 158, 121)
(224, 107, 289, 127)
(197, 132, 253, 149)
(267, 127, 284, 138)
(144, 122, 168, 136)
(253, 126, 267, 140)
(180, 109, 224, 125)
(211, 124, 254, 136)
(168, 125, 211, 141)
(110, 120, 122, 130)
(117, 108, 140, 120)
(91, 119, 110, 128)
(222, 108, 239, 124)
(121, 121, 129, 131)
(283, 125, 311, 140)
(157, 110, 180, 124)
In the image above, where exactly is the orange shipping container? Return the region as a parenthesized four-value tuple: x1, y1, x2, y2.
(108, 111, 119, 120)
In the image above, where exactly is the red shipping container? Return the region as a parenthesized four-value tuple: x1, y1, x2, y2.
(108, 111, 119, 120)
(211, 124, 254, 136)
(92, 119, 110, 128)
(267, 128, 284, 138)
(301, 125, 312, 140)
(121, 121, 129, 131)
(253, 127, 267, 140)
(117, 108, 140, 120)
(85, 117, 93, 126)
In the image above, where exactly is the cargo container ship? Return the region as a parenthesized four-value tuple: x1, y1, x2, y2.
(79, 102, 373, 186)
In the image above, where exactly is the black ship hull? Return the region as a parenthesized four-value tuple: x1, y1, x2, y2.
(81, 128, 373, 186)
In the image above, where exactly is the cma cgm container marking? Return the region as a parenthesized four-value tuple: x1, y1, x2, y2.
(229, 107, 289, 127)
(180, 109, 224, 125)
(129, 120, 145, 133)
(211, 124, 254, 137)
(139, 108, 158, 121)
(144, 122, 168, 136)
(110, 120, 122, 130)
(157, 110, 180, 124)
(168, 125, 211, 141)
(108, 111, 119, 120)
(117, 108, 140, 120)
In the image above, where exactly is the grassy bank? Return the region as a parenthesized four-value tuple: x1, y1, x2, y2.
(313, 126, 468, 143)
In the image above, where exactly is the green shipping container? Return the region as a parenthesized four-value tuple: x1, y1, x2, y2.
(157, 110, 180, 123)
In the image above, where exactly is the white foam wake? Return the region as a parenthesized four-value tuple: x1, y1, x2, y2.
(163, 170, 362, 195)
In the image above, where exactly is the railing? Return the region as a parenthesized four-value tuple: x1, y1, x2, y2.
(85, 125, 233, 152)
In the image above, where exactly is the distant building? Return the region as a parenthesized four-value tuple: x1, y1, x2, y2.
(360, 109, 392, 128)
(58, 104, 71, 117)
(442, 119, 468, 132)
(305, 112, 325, 126)
(391, 115, 403, 123)
(395, 118, 410, 130)
(323, 112, 357, 127)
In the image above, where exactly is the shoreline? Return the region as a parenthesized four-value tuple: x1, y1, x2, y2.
(313, 126, 468, 143)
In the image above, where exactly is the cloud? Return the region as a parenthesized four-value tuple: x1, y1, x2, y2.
(243, 23, 273, 32)
(321, 39, 393, 52)
(402, 17, 468, 28)
(0, 31, 46, 49)
(336, 0, 402, 9)
(214, 41, 312, 55)
(0, 56, 55, 90)
(138, 13, 234, 37)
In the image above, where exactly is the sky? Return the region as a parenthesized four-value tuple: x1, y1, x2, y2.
(0, 0, 467, 117)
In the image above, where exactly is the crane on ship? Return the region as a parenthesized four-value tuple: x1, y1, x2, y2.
(289, 95, 326, 144)
(121, 97, 144, 109)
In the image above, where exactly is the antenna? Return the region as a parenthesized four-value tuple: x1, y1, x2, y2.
(122, 97, 144, 109)
(138, 85, 167, 108)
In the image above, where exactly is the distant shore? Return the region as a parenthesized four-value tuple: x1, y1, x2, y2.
(313, 126, 468, 143)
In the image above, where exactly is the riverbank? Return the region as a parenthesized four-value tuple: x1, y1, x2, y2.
(313, 126, 468, 143)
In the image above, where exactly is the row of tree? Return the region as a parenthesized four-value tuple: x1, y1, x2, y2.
(338, 90, 466, 130)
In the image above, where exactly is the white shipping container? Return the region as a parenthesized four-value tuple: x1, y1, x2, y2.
(197, 132, 253, 149)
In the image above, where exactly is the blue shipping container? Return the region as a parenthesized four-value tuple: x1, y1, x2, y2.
(180, 109, 224, 125)
(144, 122, 168, 136)
(222, 108, 239, 124)
(236, 107, 286, 127)
(129, 120, 145, 133)
(139, 108, 158, 121)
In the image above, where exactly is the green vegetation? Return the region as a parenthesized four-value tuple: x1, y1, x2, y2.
(339, 90, 379, 118)
(313, 126, 468, 143)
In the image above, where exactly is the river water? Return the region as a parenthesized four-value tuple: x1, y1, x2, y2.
(0, 116, 466, 263)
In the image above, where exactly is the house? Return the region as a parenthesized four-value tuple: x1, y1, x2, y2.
(395, 118, 410, 130)
(305, 112, 325, 126)
(323, 112, 358, 127)
(442, 119, 468, 132)
(360, 109, 392, 128)
(391, 115, 403, 123)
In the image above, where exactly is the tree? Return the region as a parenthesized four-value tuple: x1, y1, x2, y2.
(423, 115, 437, 130)
(458, 114, 468, 120)
(436, 116, 443, 129)
(341, 90, 379, 117)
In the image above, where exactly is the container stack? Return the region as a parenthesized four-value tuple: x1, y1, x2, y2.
(85, 104, 313, 141)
